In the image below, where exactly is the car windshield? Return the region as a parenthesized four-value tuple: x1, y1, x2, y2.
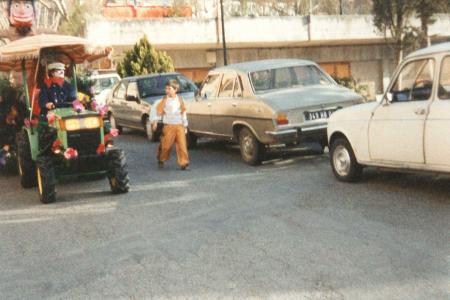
(250, 65, 333, 93)
(137, 74, 197, 98)
(93, 76, 120, 93)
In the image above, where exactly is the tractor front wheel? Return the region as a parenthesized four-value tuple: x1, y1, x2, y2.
(36, 156, 56, 204)
(107, 149, 130, 194)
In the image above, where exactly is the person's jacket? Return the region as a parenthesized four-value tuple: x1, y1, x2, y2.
(39, 79, 77, 115)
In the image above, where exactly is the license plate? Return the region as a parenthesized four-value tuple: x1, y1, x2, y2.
(304, 108, 338, 121)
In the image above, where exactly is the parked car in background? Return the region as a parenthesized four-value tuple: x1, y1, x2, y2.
(91, 72, 121, 106)
(107, 72, 198, 141)
(186, 59, 363, 165)
(328, 42, 450, 181)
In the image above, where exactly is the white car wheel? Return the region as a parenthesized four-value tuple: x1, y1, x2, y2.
(330, 137, 362, 182)
(333, 145, 352, 176)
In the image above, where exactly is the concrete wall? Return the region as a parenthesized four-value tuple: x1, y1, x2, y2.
(86, 14, 450, 99)
(87, 14, 450, 47)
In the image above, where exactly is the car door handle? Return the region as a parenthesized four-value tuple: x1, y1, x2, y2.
(232, 102, 237, 107)
(414, 108, 426, 115)
(207, 103, 211, 107)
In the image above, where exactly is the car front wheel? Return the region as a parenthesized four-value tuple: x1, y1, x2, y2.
(144, 117, 154, 141)
(330, 137, 362, 182)
(239, 127, 264, 165)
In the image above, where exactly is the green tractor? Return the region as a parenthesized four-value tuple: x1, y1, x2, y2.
(0, 34, 130, 203)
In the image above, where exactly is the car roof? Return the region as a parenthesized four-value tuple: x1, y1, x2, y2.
(406, 42, 450, 59)
(213, 59, 316, 73)
(122, 72, 182, 82)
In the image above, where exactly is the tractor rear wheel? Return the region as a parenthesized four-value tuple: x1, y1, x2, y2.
(16, 132, 37, 188)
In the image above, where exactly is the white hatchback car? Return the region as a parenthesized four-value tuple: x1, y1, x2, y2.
(328, 42, 450, 181)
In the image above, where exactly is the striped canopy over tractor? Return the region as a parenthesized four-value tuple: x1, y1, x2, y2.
(0, 34, 111, 72)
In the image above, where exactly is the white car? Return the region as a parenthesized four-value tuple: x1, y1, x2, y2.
(91, 72, 121, 106)
(328, 42, 450, 181)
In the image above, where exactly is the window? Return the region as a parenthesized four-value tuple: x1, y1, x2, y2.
(250, 65, 332, 93)
(274, 67, 292, 89)
(176, 75, 197, 93)
(127, 82, 139, 99)
(391, 59, 434, 102)
(233, 77, 243, 98)
(319, 62, 350, 78)
(113, 82, 126, 99)
(293, 66, 332, 86)
(200, 74, 221, 99)
(250, 69, 273, 92)
(218, 73, 235, 98)
(439, 56, 450, 100)
(105, 0, 127, 6)
(93, 77, 119, 93)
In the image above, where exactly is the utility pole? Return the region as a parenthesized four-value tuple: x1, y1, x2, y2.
(219, 0, 228, 65)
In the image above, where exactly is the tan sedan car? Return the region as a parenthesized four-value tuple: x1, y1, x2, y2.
(187, 59, 363, 165)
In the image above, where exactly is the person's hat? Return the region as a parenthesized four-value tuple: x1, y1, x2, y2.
(48, 62, 65, 70)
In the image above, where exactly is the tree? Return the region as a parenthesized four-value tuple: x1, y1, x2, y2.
(116, 35, 174, 78)
(373, 0, 416, 64)
(412, 0, 449, 47)
(58, 0, 102, 36)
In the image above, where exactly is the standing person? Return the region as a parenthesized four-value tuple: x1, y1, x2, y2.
(151, 79, 189, 170)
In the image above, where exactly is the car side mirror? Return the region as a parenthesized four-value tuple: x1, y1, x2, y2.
(382, 92, 392, 106)
(386, 92, 393, 102)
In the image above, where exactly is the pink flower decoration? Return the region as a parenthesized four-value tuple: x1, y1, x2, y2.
(110, 128, 119, 137)
(24, 119, 30, 128)
(98, 105, 108, 117)
(47, 112, 56, 124)
(72, 100, 85, 113)
(96, 144, 106, 155)
(64, 148, 78, 160)
(91, 100, 98, 111)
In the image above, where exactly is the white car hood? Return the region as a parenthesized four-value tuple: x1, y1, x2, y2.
(329, 101, 379, 122)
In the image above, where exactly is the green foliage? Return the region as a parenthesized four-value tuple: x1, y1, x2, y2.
(58, 1, 86, 37)
(116, 35, 175, 78)
(334, 76, 369, 101)
(58, 0, 102, 37)
(412, 0, 449, 47)
(0, 77, 20, 103)
(76, 73, 96, 96)
(372, 0, 416, 64)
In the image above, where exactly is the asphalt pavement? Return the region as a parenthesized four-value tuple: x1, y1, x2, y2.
(0, 130, 449, 299)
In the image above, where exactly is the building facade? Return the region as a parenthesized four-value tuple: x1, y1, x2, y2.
(86, 14, 450, 99)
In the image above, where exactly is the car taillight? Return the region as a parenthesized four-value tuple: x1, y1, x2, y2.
(276, 113, 289, 125)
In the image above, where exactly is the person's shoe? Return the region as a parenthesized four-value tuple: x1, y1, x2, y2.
(158, 161, 164, 169)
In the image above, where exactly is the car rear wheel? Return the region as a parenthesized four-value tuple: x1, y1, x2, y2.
(186, 130, 198, 149)
(239, 127, 264, 165)
(330, 137, 362, 182)
(36, 156, 56, 204)
(109, 114, 123, 134)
